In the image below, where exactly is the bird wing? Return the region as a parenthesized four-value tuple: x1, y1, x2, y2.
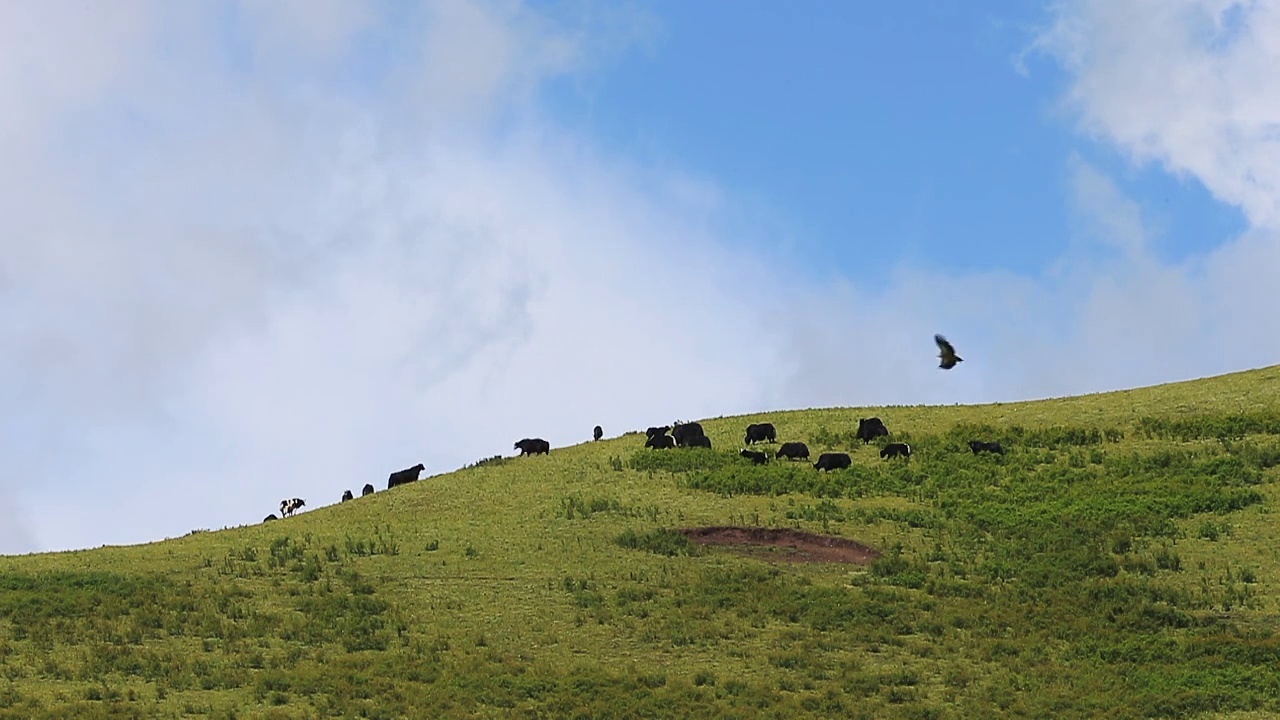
(935, 334, 957, 360)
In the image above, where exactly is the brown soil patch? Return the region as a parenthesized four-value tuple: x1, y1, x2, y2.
(678, 526, 881, 565)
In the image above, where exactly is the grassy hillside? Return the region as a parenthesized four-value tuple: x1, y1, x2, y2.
(5, 365, 1280, 718)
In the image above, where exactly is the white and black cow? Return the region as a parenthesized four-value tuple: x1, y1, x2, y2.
(280, 497, 306, 517)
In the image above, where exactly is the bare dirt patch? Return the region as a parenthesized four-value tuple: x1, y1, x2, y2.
(677, 526, 881, 565)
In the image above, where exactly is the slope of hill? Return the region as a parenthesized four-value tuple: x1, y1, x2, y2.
(4, 365, 1280, 718)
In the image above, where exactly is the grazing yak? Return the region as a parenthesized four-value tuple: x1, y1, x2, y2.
(686, 434, 712, 449)
(740, 449, 768, 465)
(969, 440, 1005, 455)
(362, 483, 375, 497)
(388, 463, 425, 489)
(744, 422, 777, 445)
(880, 443, 911, 460)
(814, 452, 852, 472)
(514, 438, 551, 456)
(593, 425, 603, 441)
(856, 417, 890, 444)
(776, 441, 811, 461)
(645, 434, 676, 449)
(341, 490, 354, 502)
(672, 422, 706, 448)
(935, 334, 963, 370)
(645, 426, 672, 439)
(280, 498, 306, 517)
(263, 514, 278, 523)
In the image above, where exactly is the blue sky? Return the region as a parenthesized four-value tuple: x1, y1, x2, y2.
(1, 0, 1278, 554)
(542, 1, 1246, 284)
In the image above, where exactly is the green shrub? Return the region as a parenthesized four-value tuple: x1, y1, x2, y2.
(614, 529, 700, 557)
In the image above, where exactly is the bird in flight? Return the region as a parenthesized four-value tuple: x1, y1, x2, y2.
(935, 334, 962, 370)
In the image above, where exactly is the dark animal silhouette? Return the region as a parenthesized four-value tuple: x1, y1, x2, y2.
(362, 483, 375, 497)
(740, 449, 768, 464)
(593, 425, 603, 441)
(813, 452, 852, 471)
(856, 417, 890, 444)
(263, 514, 278, 523)
(969, 440, 1005, 455)
(672, 422, 706, 448)
(280, 498, 306, 517)
(514, 438, 551, 456)
(388, 463, 425, 489)
(685, 434, 712, 449)
(645, 434, 675, 449)
(744, 422, 777, 445)
(880, 443, 911, 460)
(646, 426, 672, 439)
(935, 334, 963, 370)
(341, 490, 353, 502)
(776, 442, 810, 461)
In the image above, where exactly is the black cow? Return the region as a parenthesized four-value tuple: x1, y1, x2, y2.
(814, 452, 852, 471)
(593, 425, 603, 441)
(744, 422, 777, 445)
(341, 490, 354, 502)
(280, 498, 306, 517)
(514, 438, 551, 456)
(263, 514, 278, 523)
(645, 434, 675, 449)
(646, 426, 672, 439)
(362, 483, 375, 497)
(388, 463, 425, 489)
(776, 442, 810, 461)
(968, 440, 1005, 455)
(880, 443, 911, 460)
(672, 422, 706, 448)
(856, 417, 890, 444)
(685, 434, 712, 449)
(740, 449, 768, 464)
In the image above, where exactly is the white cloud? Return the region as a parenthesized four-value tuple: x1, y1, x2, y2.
(5, 0, 1280, 554)
(1033, 0, 1280, 228)
(0, 0, 794, 553)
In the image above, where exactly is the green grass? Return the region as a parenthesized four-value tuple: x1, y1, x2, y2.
(4, 364, 1280, 718)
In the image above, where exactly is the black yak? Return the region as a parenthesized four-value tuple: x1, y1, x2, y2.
(776, 442, 810, 461)
(672, 422, 706, 448)
(856, 417, 889, 444)
(388, 463, 425, 489)
(744, 422, 777, 445)
(645, 434, 676, 449)
(740, 449, 768, 464)
(685, 434, 712, 449)
(514, 438, 551, 456)
(813, 452, 852, 471)
(880, 443, 911, 460)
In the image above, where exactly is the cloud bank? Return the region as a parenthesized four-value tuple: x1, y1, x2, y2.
(1, 0, 1278, 554)
(0, 0, 789, 553)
